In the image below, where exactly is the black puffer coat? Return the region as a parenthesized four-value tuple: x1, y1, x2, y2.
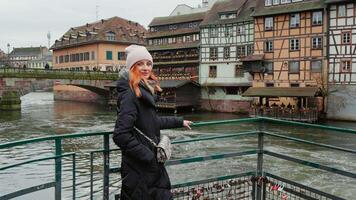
(113, 74, 183, 200)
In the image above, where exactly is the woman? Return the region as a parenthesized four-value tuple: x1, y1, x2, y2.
(113, 45, 192, 199)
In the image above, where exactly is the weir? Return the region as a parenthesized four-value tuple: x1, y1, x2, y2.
(0, 117, 355, 199)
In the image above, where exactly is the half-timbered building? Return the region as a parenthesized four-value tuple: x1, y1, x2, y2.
(242, 0, 326, 120)
(326, 0, 356, 120)
(199, 0, 255, 113)
(146, 12, 206, 111)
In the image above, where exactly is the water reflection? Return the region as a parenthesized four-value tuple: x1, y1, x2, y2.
(0, 110, 22, 122)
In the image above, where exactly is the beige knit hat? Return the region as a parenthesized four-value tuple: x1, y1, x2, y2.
(125, 45, 153, 69)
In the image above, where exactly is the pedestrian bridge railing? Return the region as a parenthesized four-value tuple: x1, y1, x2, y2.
(0, 117, 355, 199)
(0, 67, 118, 80)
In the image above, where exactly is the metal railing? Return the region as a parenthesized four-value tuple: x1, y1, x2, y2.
(0, 117, 355, 199)
(0, 67, 118, 80)
(250, 107, 319, 123)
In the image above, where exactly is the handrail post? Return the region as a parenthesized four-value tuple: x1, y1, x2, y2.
(103, 134, 110, 200)
(256, 120, 264, 200)
(55, 138, 62, 200)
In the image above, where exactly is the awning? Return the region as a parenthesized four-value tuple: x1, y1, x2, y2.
(201, 82, 251, 87)
(240, 54, 264, 62)
(159, 80, 199, 88)
(242, 87, 319, 97)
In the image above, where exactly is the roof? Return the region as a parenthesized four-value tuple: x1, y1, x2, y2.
(159, 80, 199, 88)
(201, 0, 256, 26)
(253, 0, 325, 17)
(201, 82, 251, 87)
(9, 47, 47, 57)
(52, 16, 147, 50)
(242, 87, 319, 97)
(145, 27, 200, 38)
(240, 54, 264, 61)
(149, 12, 206, 27)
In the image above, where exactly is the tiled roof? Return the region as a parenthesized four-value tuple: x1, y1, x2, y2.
(145, 27, 200, 38)
(52, 16, 147, 50)
(9, 47, 47, 57)
(253, 0, 324, 17)
(149, 12, 206, 27)
(201, 0, 256, 26)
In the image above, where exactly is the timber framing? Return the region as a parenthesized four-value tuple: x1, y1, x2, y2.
(327, 2, 356, 85)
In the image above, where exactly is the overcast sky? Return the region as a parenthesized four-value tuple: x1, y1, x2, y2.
(0, 0, 203, 52)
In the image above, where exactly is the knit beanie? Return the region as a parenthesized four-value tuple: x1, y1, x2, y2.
(125, 45, 153, 69)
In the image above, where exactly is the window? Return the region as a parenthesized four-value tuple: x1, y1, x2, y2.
(106, 32, 116, 41)
(210, 47, 217, 61)
(265, 41, 273, 52)
(247, 45, 254, 56)
(65, 55, 69, 63)
(210, 28, 218, 37)
(342, 32, 351, 44)
(79, 53, 83, 61)
(106, 51, 113, 60)
(338, 5, 346, 17)
(290, 13, 300, 28)
(223, 47, 230, 59)
(265, 0, 272, 6)
(209, 66, 217, 78)
(266, 83, 274, 87)
(290, 39, 300, 51)
(312, 37, 322, 49)
(290, 83, 300, 87)
(208, 88, 216, 95)
(273, 0, 280, 5)
(225, 26, 233, 37)
(236, 25, 245, 35)
(225, 87, 239, 95)
(118, 52, 126, 60)
(235, 65, 244, 77)
(237, 45, 246, 57)
(341, 60, 351, 72)
(265, 62, 273, 74)
(311, 60, 322, 72)
(281, 0, 291, 4)
(84, 52, 90, 61)
(91, 51, 95, 60)
(55, 56, 58, 64)
(289, 61, 300, 73)
(265, 17, 273, 30)
(312, 11, 323, 25)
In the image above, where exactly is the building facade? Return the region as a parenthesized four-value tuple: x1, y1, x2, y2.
(199, 0, 255, 112)
(326, 0, 356, 120)
(51, 17, 146, 71)
(146, 12, 205, 110)
(8, 47, 48, 68)
(242, 0, 326, 114)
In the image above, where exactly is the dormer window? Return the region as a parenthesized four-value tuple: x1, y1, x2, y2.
(219, 13, 236, 19)
(265, 0, 272, 6)
(106, 32, 116, 41)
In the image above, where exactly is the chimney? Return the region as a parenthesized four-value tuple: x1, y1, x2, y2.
(101, 19, 105, 24)
(202, 0, 209, 8)
(86, 23, 89, 27)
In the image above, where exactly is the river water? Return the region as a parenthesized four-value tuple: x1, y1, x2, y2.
(0, 92, 355, 199)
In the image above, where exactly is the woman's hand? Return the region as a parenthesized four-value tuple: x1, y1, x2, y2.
(183, 120, 193, 130)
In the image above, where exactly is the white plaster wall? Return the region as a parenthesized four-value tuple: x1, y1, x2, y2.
(327, 85, 356, 121)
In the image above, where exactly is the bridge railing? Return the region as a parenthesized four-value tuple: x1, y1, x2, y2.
(0, 117, 355, 199)
(0, 67, 118, 80)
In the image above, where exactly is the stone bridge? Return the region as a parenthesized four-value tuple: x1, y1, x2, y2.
(0, 68, 118, 110)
